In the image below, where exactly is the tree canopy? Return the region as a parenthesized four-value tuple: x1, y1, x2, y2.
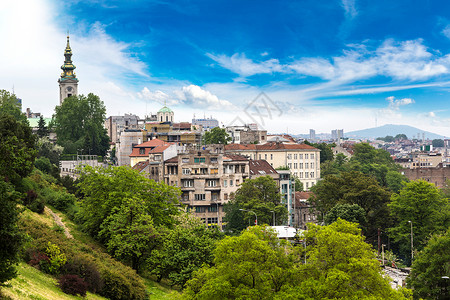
(388, 180, 449, 264)
(202, 127, 231, 145)
(0, 89, 27, 124)
(52, 93, 110, 156)
(432, 139, 444, 148)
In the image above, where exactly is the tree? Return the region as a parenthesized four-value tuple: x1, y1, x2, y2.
(0, 114, 36, 183)
(52, 93, 110, 156)
(395, 134, 408, 140)
(324, 203, 367, 226)
(386, 170, 409, 193)
(35, 137, 63, 166)
(310, 170, 392, 244)
(36, 115, 49, 138)
(0, 89, 27, 124)
(286, 219, 408, 299)
(304, 141, 334, 163)
(388, 180, 449, 264)
(202, 127, 231, 145)
(0, 181, 24, 285)
(181, 226, 295, 299)
(77, 166, 181, 238)
(99, 197, 157, 272)
(293, 176, 303, 192)
(223, 176, 288, 232)
(432, 139, 444, 148)
(147, 212, 223, 287)
(407, 229, 450, 300)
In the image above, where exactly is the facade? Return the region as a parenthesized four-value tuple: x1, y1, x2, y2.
(225, 125, 267, 144)
(278, 170, 295, 226)
(331, 129, 344, 141)
(105, 114, 141, 144)
(192, 117, 219, 130)
(293, 191, 318, 230)
(129, 139, 178, 167)
(309, 129, 316, 141)
(145, 122, 202, 144)
(225, 142, 321, 190)
(116, 129, 145, 166)
(401, 167, 450, 188)
(60, 155, 106, 178)
(409, 152, 443, 168)
(58, 35, 78, 105)
(162, 146, 250, 228)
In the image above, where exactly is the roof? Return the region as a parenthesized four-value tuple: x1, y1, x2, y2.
(223, 155, 249, 162)
(158, 106, 173, 113)
(249, 160, 278, 176)
(132, 160, 149, 172)
(225, 142, 318, 151)
(130, 140, 172, 157)
(294, 191, 314, 207)
(134, 138, 167, 148)
(165, 157, 178, 163)
(149, 145, 171, 154)
(172, 122, 191, 130)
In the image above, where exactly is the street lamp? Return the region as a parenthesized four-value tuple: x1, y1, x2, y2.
(408, 220, 414, 262)
(270, 210, 275, 226)
(239, 209, 258, 225)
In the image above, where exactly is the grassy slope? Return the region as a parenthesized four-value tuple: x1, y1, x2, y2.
(2, 207, 175, 300)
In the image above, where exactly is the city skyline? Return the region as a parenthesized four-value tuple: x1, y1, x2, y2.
(1, 0, 450, 136)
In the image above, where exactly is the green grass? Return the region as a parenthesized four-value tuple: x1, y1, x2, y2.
(144, 277, 179, 299)
(2, 263, 106, 300)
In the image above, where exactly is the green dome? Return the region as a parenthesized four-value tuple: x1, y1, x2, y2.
(158, 106, 173, 113)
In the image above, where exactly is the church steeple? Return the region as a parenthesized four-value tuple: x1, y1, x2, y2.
(60, 35, 78, 80)
(58, 34, 79, 105)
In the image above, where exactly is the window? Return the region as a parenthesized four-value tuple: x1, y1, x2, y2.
(194, 157, 206, 163)
(310, 172, 314, 178)
(287, 154, 292, 159)
(207, 217, 218, 225)
(271, 154, 273, 160)
(195, 206, 206, 213)
(299, 172, 303, 178)
(230, 180, 234, 187)
(311, 154, 314, 159)
(259, 154, 262, 159)
(139, 148, 145, 155)
(182, 157, 189, 163)
(207, 180, 217, 187)
(305, 154, 309, 159)
(299, 163, 303, 169)
(224, 180, 227, 187)
(182, 168, 191, 175)
(212, 193, 219, 200)
(306, 182, 309, 188)
(265, 154, 267, 160)
(294, 172, 298, 177)
(305, 163, 309, 169)
(200, 157, 205, 163)
(182, 193, 189, 201)
(241, 166, 245, 173)
(210, 157, 218, 163)
(288, 163, 292, 169)
(299, 154, 303, 159)
(305, 172, 309, 178)
(294, 154, 298, 159)
(224, 193, 228, 200)
(208, 206, 218, 212)
(195, 194, 206, 201)
(294, 163, 298, 169)
(154, 155, 161, 161)
(311, 162, 314, 169)
(182, 180, 193, 187)
(210, 168, 218, 174)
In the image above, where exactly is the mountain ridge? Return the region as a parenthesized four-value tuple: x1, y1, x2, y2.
(346, 124, 446, 140)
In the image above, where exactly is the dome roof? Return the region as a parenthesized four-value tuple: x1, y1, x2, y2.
(158, 106, 173, 113)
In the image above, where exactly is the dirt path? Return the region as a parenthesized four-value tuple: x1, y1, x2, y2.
(45, 206, 73, 239)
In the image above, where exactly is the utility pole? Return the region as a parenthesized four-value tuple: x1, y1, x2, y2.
(408, 220, 414, 262)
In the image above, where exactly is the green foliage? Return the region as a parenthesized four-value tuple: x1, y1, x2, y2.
(202, 127, 231, 145)
(386, 170, 409, 193)
(0, 89, 27, 124)
(35, 137, 63, 166)
(432, 139, 444, 147)
(407, 229, 450, 300)
(224, 176, 287, 232)
(76, 165, 181, 238)
(293, 176, 303, 192)
(58, 274, 88, 297)
(36, 115, 49, 138)
(182, 226, 295, 299)
(62, 255, 104, 293)
(0, 181, 24, 285)
(52, 93, 110, 156)
(99, 197, 157, 272)
(388, 180, 449, 264)
(42, 242, 67, 275)
(310, 170, 392, 244)
(290, 219, 407, 300)
(0, 114, 36, 183)
(324, 203, 367, 226)
(395, 134, 408, 140)
(377, 135, 395, 142)
(305, 142, 334, 163)
(147, 212, 223, 287)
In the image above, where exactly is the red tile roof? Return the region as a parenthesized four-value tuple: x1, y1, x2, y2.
(135, 138, 167, 148)
(130, 139, 172, 157)
(223, 155, 249, 161)
(165, 157, 178, 163)
(249, 160, 278, 176)
(132, 160, 149, 172)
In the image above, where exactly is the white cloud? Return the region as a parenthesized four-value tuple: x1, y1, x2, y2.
(386, 96, 415, 110)
(442, 25, 450, 39)
(341, 0, 358, 19)
(175, 85, 235, 109)
(427, 111, 436, 118)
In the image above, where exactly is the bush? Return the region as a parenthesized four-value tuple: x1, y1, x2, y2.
(26, 249, 50, 268)
(29, 197, 45, 214)
(62, 255, 104, 293)
(100, 268, 147, 300)
(35, 157, 52, 174)
(58, 274, 88, 296)
(42, 242, 67, 274)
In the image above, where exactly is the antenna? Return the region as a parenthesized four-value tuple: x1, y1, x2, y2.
(12, 84, 15, 95)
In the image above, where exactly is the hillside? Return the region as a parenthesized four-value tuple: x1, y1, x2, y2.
(1, 207, 174, 300)
(346, 124, 446, 140)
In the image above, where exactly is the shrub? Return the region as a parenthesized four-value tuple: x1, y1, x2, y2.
(27, 249, 50, 268)
(29, 197, 46, 214)
(23, 190, 38, 206)
(100, 268, 147, 300)
(42, 242, 67, 274)
(62, 255, 104, 293)
(35, 157, 52, 174)
(58, 274, 88, 296)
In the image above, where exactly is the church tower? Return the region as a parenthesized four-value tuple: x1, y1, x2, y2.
(58, 35, 78, 105)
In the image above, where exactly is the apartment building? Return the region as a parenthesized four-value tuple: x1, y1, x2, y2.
(225, 142, 321, 190)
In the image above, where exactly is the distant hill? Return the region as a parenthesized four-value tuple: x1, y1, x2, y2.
(346, 124, 446, 140)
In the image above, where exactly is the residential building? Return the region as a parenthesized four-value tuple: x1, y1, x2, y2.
(331, 129, 344, 141)
(293, 191, 318, 230)
(401, 167, 450, 189)
(116, 129, 145, 166)
(225, 124, 267, 144)
(309, 129, 316, 141)
(60, 155, 106, 178)
(129, 138, 177, 167)
(278, 170, 295, 226)
(192, 116, 219, 130)
(145, 122, 202, 144)
(225, 142, 321, 190)
(105, 114, 141, 144)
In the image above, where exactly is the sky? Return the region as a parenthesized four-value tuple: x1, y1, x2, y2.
(1, 0, 450, 136)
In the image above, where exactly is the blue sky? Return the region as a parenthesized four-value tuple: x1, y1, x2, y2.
(1, 0, 450, 136)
